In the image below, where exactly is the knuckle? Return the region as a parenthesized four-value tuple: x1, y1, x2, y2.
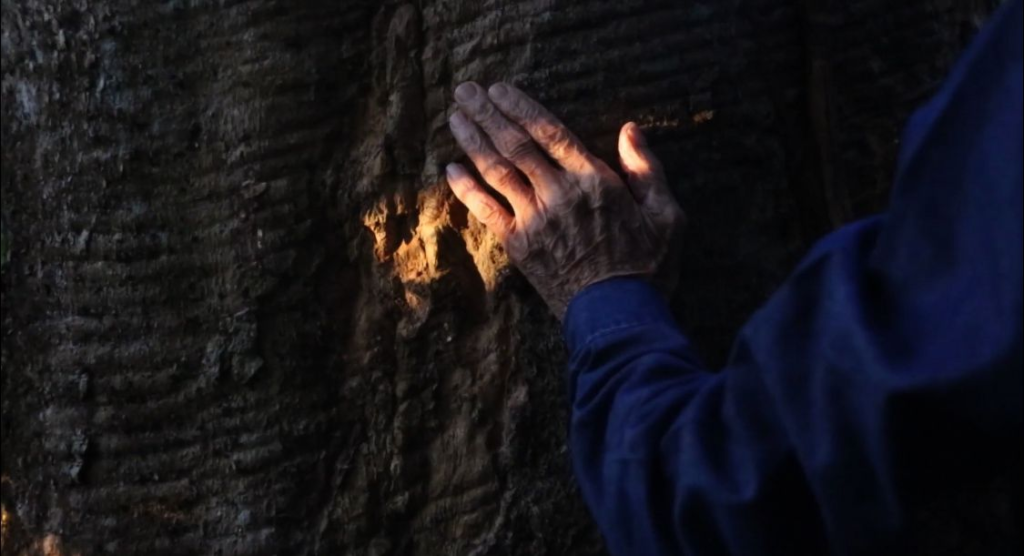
(466, 133, 487, 152)
(502, 134, 538, 163)
(455, 126, 485, 151)
(476, 201, 501, 222)
(546, 136, 591, 170)
(547, 187, 583, 214)
(515, 98, 540, 120)
(485, 162, 520, 190)
(566, 181, 586, 203)
(536, 120, 567, 146)
(574, 170, 606, 197)
(475, 202, 508, 234)
(523, 208, 549, 232)
(652, 203, 686, 235)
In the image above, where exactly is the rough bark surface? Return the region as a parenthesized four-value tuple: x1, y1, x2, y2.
(0, 0, 999, 554)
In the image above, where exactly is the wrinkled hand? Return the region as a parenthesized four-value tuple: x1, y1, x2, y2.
(446, 82, 685, 319)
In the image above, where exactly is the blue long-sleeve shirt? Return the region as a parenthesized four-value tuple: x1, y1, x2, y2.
(563, 1, 1023, 554)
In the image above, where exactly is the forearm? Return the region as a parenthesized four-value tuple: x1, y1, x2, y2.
(564, 279, 736, 556)
(565, 278, 710, 465)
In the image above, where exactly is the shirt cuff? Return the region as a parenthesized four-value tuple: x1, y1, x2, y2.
(563, 277, 677, 354)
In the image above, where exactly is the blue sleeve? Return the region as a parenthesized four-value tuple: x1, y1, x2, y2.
(563, 1, 1023, 554)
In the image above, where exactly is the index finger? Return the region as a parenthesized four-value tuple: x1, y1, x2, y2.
(446, 163, 515, 243)
(486, 83, 593, 174)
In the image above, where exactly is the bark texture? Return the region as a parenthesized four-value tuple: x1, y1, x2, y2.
(0, 0, 999, 554)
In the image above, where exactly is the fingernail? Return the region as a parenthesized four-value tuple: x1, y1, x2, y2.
(454, 82, 477, 102)
(628, 123, 647, 145)
(488, 83, 509, 100)
(446, 163, 466, 180)
(449, 110, 468, 129)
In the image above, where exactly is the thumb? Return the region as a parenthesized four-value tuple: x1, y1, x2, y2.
(618, 122, 668, 205)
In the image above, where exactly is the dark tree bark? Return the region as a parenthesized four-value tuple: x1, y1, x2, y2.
(0, 0, 998, 554)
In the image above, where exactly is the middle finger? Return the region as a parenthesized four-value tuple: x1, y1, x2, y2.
(454, 82, 559, 187)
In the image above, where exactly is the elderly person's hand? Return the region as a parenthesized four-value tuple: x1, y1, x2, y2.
(447, 82, 685, 319)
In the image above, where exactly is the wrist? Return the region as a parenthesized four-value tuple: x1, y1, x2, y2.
(544, 267, 656, 321)
(562, 277, 675, 352)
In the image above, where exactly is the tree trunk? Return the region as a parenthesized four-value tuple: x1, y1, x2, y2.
(0, 0, 996, 554)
